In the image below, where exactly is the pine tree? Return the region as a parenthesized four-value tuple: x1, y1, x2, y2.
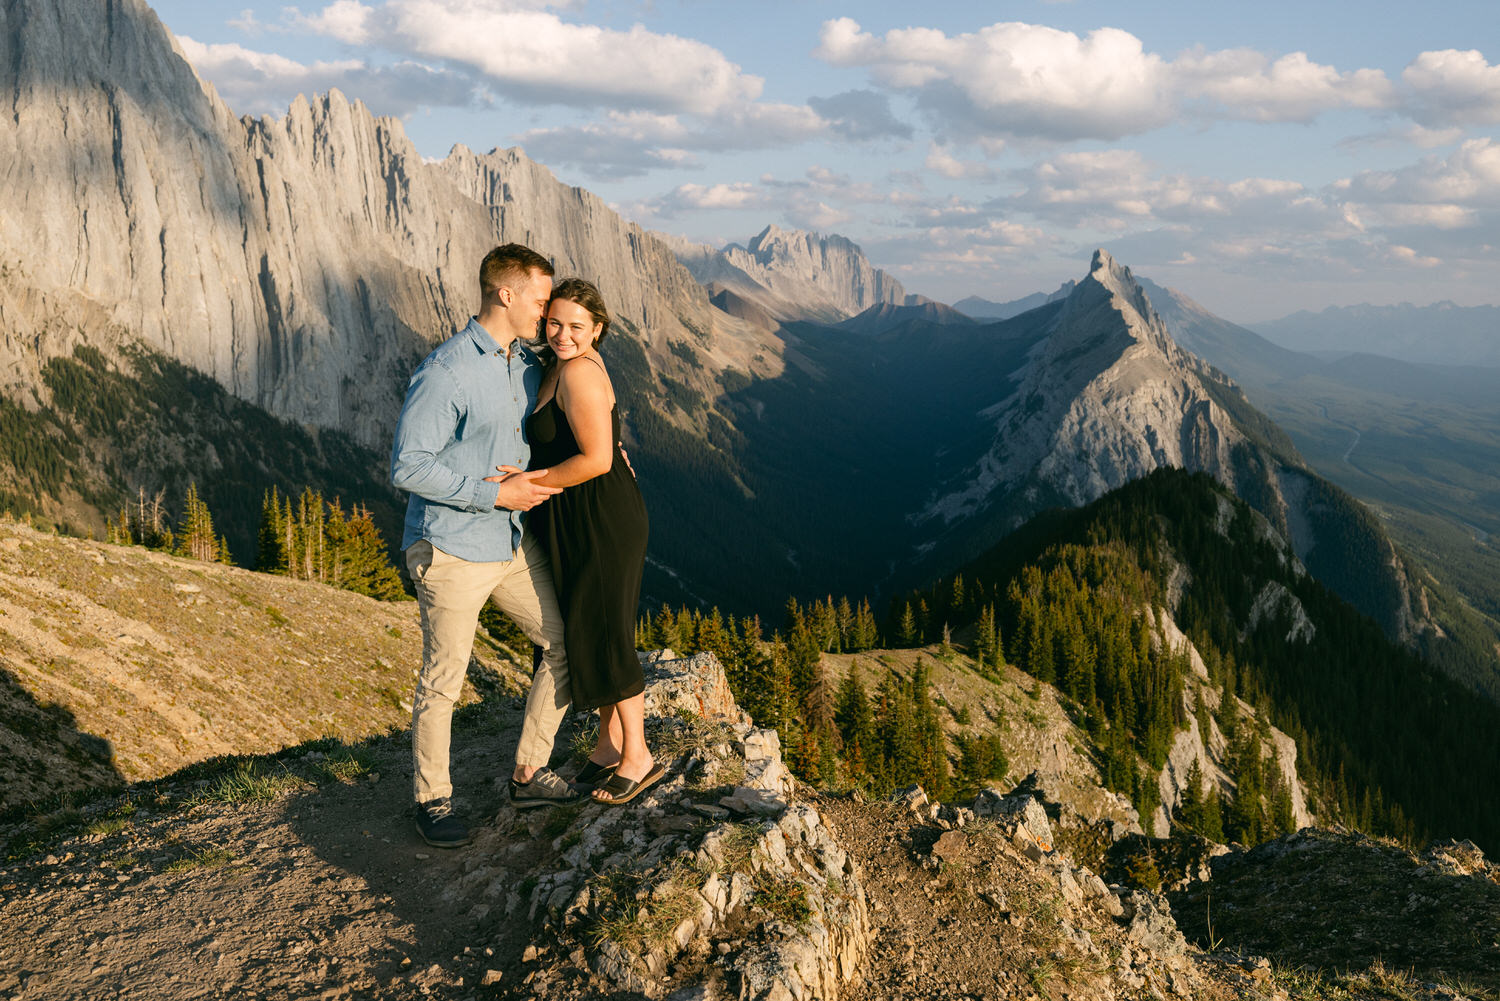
(835, 595, 854, 652)
(256, 486, 287, 572)
(337, 505, 405, 600)
(852, 599, 878, 650)
(175, 483, 222, 563)
(1227, 731, 1265, 844)
(834, 666, 874, 779)
(897, 602, 916, 647)
(1175, 759, 1206, 834)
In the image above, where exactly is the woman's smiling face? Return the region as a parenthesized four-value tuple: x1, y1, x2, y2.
(545, 298, 602, 360)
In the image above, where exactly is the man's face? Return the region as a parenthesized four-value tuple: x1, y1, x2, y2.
(515, 269, 553, 337)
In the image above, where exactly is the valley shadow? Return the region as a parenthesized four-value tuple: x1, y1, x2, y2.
(0, 664, 125, 820)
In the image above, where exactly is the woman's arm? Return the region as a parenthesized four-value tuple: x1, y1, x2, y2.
(530, 360, 616, 488)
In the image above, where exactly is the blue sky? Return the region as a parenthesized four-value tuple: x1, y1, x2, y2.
(153, 1, 1500, 322)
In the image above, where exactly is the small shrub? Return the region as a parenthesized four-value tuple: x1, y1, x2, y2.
(752, 870, 811, 927)
(1121, 846, 1162, 891)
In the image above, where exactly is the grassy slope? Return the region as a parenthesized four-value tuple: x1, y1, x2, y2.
(0, 518, 530, 814)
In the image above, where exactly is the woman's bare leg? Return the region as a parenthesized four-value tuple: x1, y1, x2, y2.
(590, 704, 624, 766)
(595, 692, 652, 800)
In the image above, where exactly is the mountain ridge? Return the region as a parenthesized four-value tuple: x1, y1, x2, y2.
(667, 224, 913, 326)
(954, 282, 1078, 321)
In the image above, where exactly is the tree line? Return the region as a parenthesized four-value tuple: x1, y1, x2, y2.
(636, 599, 1004, 800)
(105, 483, 405, 601)
(898, 468, 1500, 851)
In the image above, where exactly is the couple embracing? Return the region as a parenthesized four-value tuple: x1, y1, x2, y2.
(391, 243, 658, 849)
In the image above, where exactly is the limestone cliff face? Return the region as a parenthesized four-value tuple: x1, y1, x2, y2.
(919, 250, 1251, 527)
(0, 0, 758, 448)
(669, 224, 909, 325)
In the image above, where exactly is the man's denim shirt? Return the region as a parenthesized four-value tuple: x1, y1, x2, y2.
(391, 318, 543, 563)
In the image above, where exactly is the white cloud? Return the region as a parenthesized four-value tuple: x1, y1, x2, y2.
(1336, 139, 1500, 234)
(669, 182, 765, 211)
(291, 0, 763, 115)
(628, 164, 925, 233)
(227, 8, 270, 34)
(815, 18, 1403, 144)
(1341, 139, 1500, 206)
(925, 144, 997, 181)
(177, 36, 480, 116)
(292, 0, 375, 43)
(1402, 49, 1500, 127)
(816, 18, 1174, 141)
(1174, 47, 1392, 122)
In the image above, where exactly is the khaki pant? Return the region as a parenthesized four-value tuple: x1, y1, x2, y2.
(406, 536, 571, 804)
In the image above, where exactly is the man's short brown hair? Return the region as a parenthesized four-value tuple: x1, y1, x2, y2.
(479, 244, 555, 297)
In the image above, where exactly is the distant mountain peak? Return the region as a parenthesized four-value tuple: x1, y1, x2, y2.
(1081, 248, 1167, 344)
(668, 224, 909, 325)
(916, 250, 1234, 529)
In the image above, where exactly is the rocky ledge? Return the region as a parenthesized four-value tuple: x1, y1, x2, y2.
(461, 651, 872, 1000)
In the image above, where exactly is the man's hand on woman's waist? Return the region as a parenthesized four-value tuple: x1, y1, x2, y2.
(486, 465, 562, 511)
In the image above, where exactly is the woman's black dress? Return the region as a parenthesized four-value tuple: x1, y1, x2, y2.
(526, 394, 649, 712)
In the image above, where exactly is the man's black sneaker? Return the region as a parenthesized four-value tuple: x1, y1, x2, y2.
(415, 797, 471, 848)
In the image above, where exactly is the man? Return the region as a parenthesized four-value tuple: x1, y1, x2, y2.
(391, 243, 580, 849)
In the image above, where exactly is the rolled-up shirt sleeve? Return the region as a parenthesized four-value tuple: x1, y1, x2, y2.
(390, 361, 493, 513)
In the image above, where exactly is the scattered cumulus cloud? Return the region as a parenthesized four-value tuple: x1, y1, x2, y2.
(814, 18, 1444, 145)
(1401, 49, 1500, 126)
(665, 182, 765, 211)
(514, 103, 827, 178)
(291, 0, 375, 44)
(289, 0, 764, 115)
(815, 18, 1176, 142)
(175, 36, 478, 117)
(1338, 139, 1500, 221)
(1173, 47, 1393, 122)
(925, 144, 997, 181)
(629, 165, 922, 231)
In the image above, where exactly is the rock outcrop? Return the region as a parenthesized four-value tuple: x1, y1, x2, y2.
(1171, 828, 1500, 993)
(918, 250, 1254, 527)
(466, 651, 871, 1000)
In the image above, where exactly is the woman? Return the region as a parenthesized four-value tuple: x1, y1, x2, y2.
(523, 278, 658, 804)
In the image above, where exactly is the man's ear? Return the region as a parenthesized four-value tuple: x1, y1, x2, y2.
(496, 285, 513, 307)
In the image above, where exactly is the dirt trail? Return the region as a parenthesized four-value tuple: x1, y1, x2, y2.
(0, 695, 568, 1001)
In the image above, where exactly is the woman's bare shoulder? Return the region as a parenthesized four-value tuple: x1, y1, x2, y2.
(558, 355, 612, 390)
(556, 355, 614, 407)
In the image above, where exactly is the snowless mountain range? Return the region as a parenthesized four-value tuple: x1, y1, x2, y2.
(0, 0, 1494, 688)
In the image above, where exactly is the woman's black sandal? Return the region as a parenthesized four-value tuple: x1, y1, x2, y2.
(593, 763, 665, 806)
(573, 759, 618, 789)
